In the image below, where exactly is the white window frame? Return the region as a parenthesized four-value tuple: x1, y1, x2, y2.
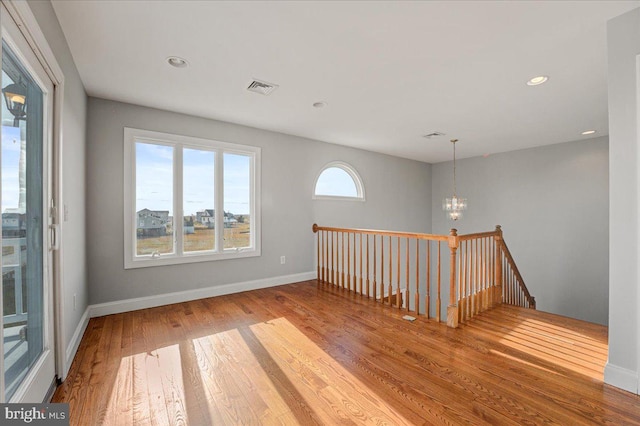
(124, 127, 261, 269)
(313, 161, 366, 201)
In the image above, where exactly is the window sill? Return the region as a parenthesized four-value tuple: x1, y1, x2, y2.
(124, 248, 260, 269)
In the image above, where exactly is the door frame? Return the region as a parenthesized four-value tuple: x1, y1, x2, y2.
(1, 0, 66, 399)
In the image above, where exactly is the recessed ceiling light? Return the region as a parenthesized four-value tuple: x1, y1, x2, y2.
(313, 101, 327, 108)
(526, 75, 548, 86)
(167, 56, 188, 68)
(581, 129, 597, 135)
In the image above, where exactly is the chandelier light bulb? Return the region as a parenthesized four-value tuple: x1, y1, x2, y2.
(442, 139, 467, 221)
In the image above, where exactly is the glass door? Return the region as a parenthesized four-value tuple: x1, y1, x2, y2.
(1, 3, 55, 403)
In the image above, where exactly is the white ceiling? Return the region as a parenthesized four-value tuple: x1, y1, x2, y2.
(51, 0, 640, 163)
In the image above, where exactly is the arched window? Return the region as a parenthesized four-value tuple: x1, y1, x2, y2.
(313, 161, 365, 201)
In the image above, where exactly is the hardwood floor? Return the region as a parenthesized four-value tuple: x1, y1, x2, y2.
(53, 280, 640, 425)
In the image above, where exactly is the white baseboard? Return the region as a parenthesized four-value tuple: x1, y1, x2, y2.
(604, 362, 639, 394)
(88, 271, 316, 318)
(64, 307, 90, 378)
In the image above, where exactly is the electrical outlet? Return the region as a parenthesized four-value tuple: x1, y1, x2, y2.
(280, 256, 286, 265)
(73, 293, 77, 310)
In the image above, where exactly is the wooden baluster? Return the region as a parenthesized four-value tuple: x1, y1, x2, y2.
(504, 258, 508, 304)
(482, 237, 487, 311)
(468, 240, 473, 319)
(505, 263, 509, 304)
(513, 272, 516, 305)
(321, 230, 325, 283)
(460, 241, 464, 321)
(487, 238, 496, 308)
(466, 240, 471, 320)
(366, 234, 370, 297)
(489, 237, 494, 307)
(486, 238, 490, 309)
(447, 229, 459, 327)
(509, 265, 513, 305)
(373, 235, 377, 301)
(329, 231, 333, 285)
(476, 238, 480, 313)
(511, 267, 515, 305)
(405, 238, 410, 312)
(316, 228, 320, 283)
(339, 232, 343, 289)
(396, 237, 401, 308)
(471, 239, 475, 316)
(325, 230, 329, 285)
(468, 239, 473, 317)
(519, 278, 522, 306)
(347, 232, 351, 291)
(457, 240, 462, 323)
(484, 237, 489, 306)
(334, 232, 340, 287)
(495, 226, 503, 305)
(359, 233, 363, 295)
(338, 231, 342, 287)
(381, 235, 385, 303)
(476, 238, 481, 315)
(415, 239, 420, 315)
(388, 235, 392, 305)
(479, 238, 484, 311)
(437, 241, 441, 322)
(461, 241, 466, 323)
(520, 278, 523, 307)
(426, 240, 431, 318)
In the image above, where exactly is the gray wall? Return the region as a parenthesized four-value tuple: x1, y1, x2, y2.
(29, 1, 88, 374)
(606, 7, 639, 394)
(432, 137, 609, 325)
(86, 97, 431, 305)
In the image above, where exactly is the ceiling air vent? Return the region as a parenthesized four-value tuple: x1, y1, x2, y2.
(423, 132, 446, 139)
(247, 79, 279, 95)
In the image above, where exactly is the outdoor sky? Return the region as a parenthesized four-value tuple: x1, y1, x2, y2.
(135, 142, 251, 216)
(315, 167, 358, 197)
(1, 125, 21, 212)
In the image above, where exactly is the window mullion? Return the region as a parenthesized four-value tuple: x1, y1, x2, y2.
(175, 145, 184, 256)
(215, 150, 224, 252)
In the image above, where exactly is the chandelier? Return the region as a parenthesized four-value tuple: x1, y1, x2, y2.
(443, 139, 467, 220)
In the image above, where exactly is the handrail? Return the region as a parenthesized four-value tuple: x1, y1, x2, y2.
(313, 223, 535, 328)
(458, 230, 500, 241)
(312, 224, 449, 241)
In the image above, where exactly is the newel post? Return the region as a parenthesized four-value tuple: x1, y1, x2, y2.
(494, 225, 503, 306)
(447, 228, 459, 328)
(312, 224, 320, 284)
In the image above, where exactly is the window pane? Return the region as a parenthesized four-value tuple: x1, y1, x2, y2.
(315, 167, 358, 197)
(136, 142, 173, 256)
(2, 42, 46, 401)
(184, 148, 215, 252)
(223, 153, 251, 249)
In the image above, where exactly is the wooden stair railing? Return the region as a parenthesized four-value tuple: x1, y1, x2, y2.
(313, 224, 535, 328)
(496, 227, 536, 310)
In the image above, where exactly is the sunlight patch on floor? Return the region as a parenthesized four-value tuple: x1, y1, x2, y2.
(250, 317, 413, 425)
(496, 319, 606, 381)
(104, 344, 189, 425)
(193, 328, 293, 423)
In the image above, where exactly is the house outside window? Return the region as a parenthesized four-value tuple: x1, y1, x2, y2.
(124, 128, 261, 268)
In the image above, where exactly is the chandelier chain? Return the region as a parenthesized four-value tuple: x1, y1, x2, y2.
(453, 139, 457, 197)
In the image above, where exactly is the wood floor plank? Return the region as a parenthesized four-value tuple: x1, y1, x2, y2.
(53, 280, 640, 425)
